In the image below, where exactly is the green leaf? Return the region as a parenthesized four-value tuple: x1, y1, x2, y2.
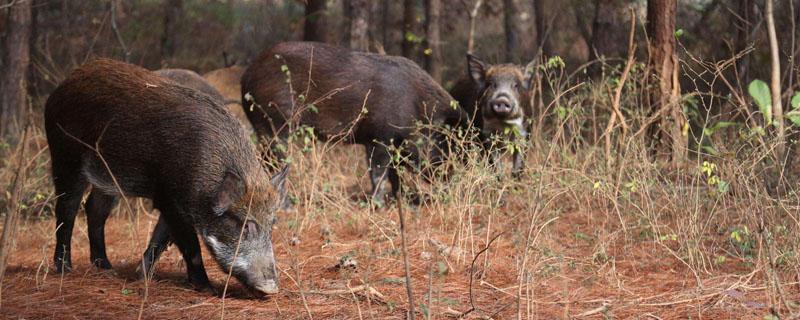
(674, 28, 685, 38)
(748, 79, 772, 125)
(791, 92, 800, 110)
(786, 110, 800, 127)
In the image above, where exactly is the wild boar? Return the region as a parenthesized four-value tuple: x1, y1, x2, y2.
(202, 65, 253, 131)
(45, 58, 287, 296)
(449, 54, 535, 177)
(241, 41, 467, 203)
(155, 68, 252, 132)
(154, 68, 226, 103)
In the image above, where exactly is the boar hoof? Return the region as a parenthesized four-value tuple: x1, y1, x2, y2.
(92, 258, 113, 270)
(54, 260, 72, 273)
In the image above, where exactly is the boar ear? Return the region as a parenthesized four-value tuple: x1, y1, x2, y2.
(270, 164, 290, 197)
(213, 171, 246, 216)
(522, 59, 537, 90)
(467, 54, 488, 87)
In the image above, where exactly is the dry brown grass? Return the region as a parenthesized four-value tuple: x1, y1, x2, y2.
(2, 55, 800, 319)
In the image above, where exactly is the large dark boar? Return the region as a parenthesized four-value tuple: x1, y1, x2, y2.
(449, 54, 535, 176)
(45, 59, 287, 296)
(241, 41, 466, 202)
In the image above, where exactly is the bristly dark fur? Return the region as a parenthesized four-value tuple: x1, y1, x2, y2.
(45, 58, 278, 293)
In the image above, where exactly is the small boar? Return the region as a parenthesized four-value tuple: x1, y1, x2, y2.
(241, 41, 466, 203)
(45, 59, 287, 296)
(202, 65, 253, 132)
(155, 68, 252, 132)
(154, 68, 226, 103)
(449, 54, 535, 176)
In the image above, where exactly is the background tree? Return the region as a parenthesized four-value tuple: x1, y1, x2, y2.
(303, 0, 330, 43)
(0, 0, 32, 143)
(503, 0, 536, 63)
(585, 0, 629, 79)
(161, 0, 183, 60)
(423, 0, 442, 82)
(402, 0, 420, 60)
(345, 0, 369, 51)
(646, 0, 683, 164)
(380, 0, 403, 55)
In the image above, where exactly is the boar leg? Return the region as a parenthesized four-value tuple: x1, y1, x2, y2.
(53, 167, 89, 273)
(140, 215, 172, 278)
(156, 205, 215, 293)
(511, 149, 525, 179)
(85, 190, 119, 269)
(366, 142, 399, 205)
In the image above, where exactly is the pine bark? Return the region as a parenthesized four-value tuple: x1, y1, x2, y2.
(0, 0, 32, 142)
(646, 0, 684, 163)
(424, 0, 442, 82)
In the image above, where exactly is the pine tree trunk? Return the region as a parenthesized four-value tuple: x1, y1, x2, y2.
(424, 0, 442, 82)
(0, 0, 32, 143)
(646, 0, 684, 164)
(380, 0, 403, 55)
(161, 0, 182, 58)
(304, 0, 329, 43)
(402, 0, 419, 60)
(346, 0, 369, 51)
(587, 0, 628, 78)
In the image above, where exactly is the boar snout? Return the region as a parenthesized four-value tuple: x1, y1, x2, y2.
(248, 253, 280, 296)
(490, 97, 514, 118)
(203, 225, 280, 297)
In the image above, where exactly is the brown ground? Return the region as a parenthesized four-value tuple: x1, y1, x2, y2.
(1, 203, 788, 319)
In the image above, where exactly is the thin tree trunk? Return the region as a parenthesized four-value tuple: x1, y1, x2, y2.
(402, 0, 419, 59)
(304, 0, 329, 43)
(646, 0, 684, 164)
(161, 0, 182, 58)
(504, 0, 521, 62)
(766, 0, 785, 157)
(381, 0, 403, 55)
(466, 0, 484, 54)
(346, 0, 369, 51)
(734, 0, 754, 87)
(587, 0, 627, 79)
(424, 0, 442, 82)
(533, 0, 550, 57)
(504, 0, 537, 62)
(0, 0, 32, 143)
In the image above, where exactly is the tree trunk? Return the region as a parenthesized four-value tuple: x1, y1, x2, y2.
(504, 0, 520, 62)
(766, 0, 785, 158)
(0, 0, 32, 143)
(424, 0, 442, 82)
(380, 0, 403, 55)
(402, 0, 419, 60)
(502, 0, 536, 62)
(533, 0, 551, 57)
(587, 0, 628, 78)
(734, 0, 754, 87)
(304, 0, 329, 43)
(346, 0, 369, 51)
(646, 0, 684, 164)
(161, 0, 182, 58)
